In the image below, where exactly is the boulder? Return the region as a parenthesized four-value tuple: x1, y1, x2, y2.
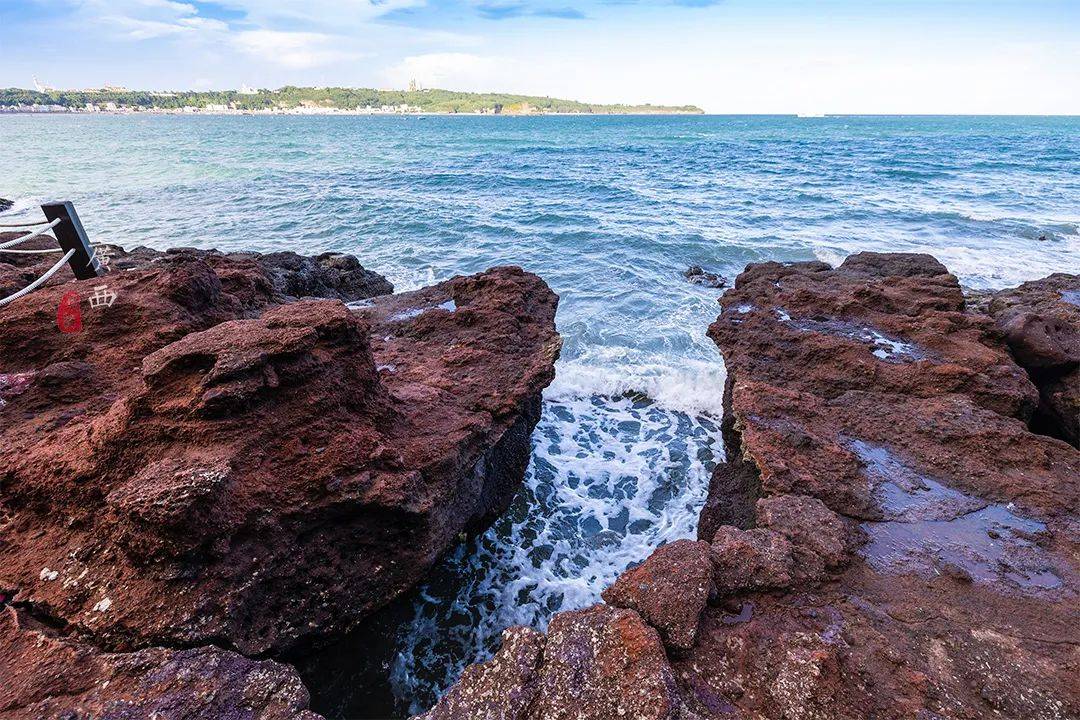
(0, 606, 320, 720)
(415, 605, 696, 720)
(0, 252, 560, 658)
(602, 539, 715, 651)
(684, 265, 727, 288)
(984, 273, 1080, 445)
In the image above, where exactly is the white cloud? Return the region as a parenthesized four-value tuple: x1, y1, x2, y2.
(233, 30, 365, 69)
(383, 53, 504, 90)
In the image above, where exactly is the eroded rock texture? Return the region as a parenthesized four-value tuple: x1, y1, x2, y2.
(0, 246, 559, 666)
(423, 253, 1079, 720)
(983, 273, 1080, 446)
(0, 606, 320, 720)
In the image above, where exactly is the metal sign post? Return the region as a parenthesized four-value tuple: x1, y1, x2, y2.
(40, 201, 105, 280)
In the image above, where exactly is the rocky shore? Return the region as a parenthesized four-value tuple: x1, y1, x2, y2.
(420, 253, 1078, 720)
(3, 240, 1076, 719)
(0, 241, 560, 718)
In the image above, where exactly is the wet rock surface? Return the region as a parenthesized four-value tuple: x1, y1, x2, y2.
(0, 606, 320, 720)
(424, 253, 1079, 720)
(0, 245, 559, 715)
(684, 265, 727, 288)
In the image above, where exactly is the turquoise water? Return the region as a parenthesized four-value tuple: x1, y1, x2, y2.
(3, 114, 1078, 714)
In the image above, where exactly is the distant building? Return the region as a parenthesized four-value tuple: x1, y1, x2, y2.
(239, 84, 260, 95)
(408, 78, 421, 92)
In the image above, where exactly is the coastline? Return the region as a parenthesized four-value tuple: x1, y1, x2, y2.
(0, 106, 704, 117)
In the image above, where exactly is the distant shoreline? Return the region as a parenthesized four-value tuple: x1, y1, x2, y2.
(0, 107, 705, 117)
(0, 85, 704, 116)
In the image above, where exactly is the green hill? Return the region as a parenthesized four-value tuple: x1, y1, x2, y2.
(0, 86, 703, 115)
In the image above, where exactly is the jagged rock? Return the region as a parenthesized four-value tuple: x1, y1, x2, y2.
(602, 539, 715, 651)
(684, 265, 727, 288)
(0, 198, 13, 212)
(984, 273, 1079, 445)
(424, 255, 1080, 720)
(682, 253, 1080, 717)
(257, 250, 394, 302)
(0, 240, 393, 306)
(415, 626, 545, 720)
(0, 252, 560, 658)
(0, 606, 321, 720)
(415, 605, 697, 720)
(528, 605, 694, 720)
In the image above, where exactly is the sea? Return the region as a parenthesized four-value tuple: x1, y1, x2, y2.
(2, 114, 1078, 716)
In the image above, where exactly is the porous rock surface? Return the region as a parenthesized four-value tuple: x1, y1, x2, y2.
(0, 606, 319, 720)
(422, 253, 1079, 720)
(0, 243, 559, 714)
(0, 238, 392, 303)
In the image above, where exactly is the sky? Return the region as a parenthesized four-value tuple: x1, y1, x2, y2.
(1, 0, 1078, 113)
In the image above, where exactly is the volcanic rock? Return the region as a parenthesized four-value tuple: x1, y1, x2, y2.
(983, 273, 1079, 445)
(424, 253, 1079, 720)
(420, 605, 697, 720)
(415, 626, 546, 720)
(0, 239, 392, 305)
(602, 539, 715, 651)
(0, 606, 320, 720)
(0, 251, 559, 659)
(684, 265, 727, 288)
(677, 253, 1080, 717)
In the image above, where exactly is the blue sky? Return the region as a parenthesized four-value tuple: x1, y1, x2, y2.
(2, 0, 1078, 112)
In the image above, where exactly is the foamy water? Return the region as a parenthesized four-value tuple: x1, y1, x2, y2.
(2, 114, 1077, 715)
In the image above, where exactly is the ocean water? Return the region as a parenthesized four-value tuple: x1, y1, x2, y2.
(2, 114, 1078, 715)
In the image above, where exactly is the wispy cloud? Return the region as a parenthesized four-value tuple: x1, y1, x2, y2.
(233, 29, 365, 68)
(474, 1, 585, 20)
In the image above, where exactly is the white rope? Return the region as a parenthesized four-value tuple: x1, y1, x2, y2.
(0, 218, 63, 251)
(0, 219, 51, 228)
(0, 247, 64, 254)
(0, 249, 76, 307)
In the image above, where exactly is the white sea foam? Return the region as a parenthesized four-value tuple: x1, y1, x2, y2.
(390, 360, 723, 712)
(546, 356, 727, 416)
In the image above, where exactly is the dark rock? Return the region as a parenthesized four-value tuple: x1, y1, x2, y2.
(0, 198, 12, 212)
(684, 265, 727, 288)
(602, 539, 715, 651)
(258, 250, 394, 302)
(0, 606, 321, 720)
(415, 626, 545, 720)
(984, 273, 1079, 445)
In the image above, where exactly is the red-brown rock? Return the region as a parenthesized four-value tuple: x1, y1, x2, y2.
(683, 254, 1080, 717)
(415, 626, 546, 720)
(0, 251, 560, 659)
(424, 254, 1079, 720)
(0, 606, 320, 720)
(984, 273, 1080, 446)
(602, 539, 715, 651)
